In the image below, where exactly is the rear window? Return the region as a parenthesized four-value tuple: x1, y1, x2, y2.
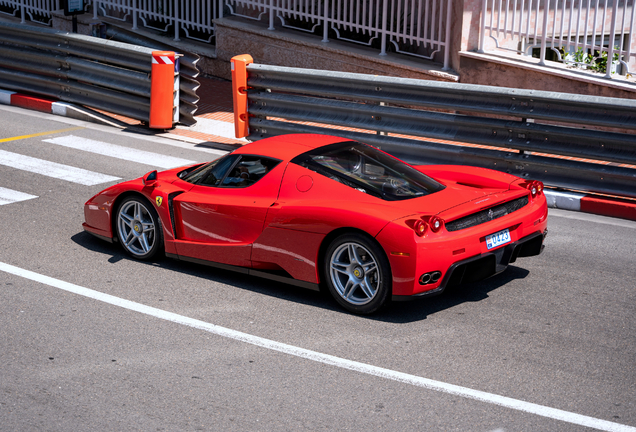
(291, 141, 444, 200)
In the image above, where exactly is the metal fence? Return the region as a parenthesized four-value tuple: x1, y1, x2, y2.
(1, 0, 453, 69)
(238, 62, 636, 198)
(227, 0, 453, 68)
(92, 0, 220, 43)
(0, 21, 161, 123)
(479, 0, 636, 78)
(0, 0, 56, 24)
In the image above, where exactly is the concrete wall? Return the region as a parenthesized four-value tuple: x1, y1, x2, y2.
(459, 51, 636, 99)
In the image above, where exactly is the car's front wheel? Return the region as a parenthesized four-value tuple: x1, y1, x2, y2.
(324, 233, 391, 314)
(116, 196, 163, 260)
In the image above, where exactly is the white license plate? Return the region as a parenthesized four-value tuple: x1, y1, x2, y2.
(486, 228, 511, 250)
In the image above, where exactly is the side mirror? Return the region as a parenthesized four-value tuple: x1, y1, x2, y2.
(142, 170, 158, 187)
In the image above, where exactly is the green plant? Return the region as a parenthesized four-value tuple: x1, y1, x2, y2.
(562, 47, 620, 74)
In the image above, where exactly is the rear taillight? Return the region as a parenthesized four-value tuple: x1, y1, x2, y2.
(413, 219, 428, 237)
(526, 180, 544, 198)
(430, 216, 444, 233)
(413, 216, 445, 237)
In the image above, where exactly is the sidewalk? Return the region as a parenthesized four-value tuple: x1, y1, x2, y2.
(1, 76, 635, 221)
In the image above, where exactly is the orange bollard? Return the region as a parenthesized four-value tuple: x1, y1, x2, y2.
(231, 54, 253, 139)
(150, 51, 176, 129)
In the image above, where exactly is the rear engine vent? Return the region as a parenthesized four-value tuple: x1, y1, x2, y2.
(446, 196, 529, 232)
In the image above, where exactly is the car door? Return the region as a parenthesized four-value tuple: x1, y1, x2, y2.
(172, 154, 284, 267)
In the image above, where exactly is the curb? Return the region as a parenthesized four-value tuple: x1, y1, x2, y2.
(0, 89, 123, 127)
(544, 190, 636, 222)
(2, 89, 635, 222)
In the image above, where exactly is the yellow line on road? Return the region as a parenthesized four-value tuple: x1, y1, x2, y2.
(0, 127, 84, 143)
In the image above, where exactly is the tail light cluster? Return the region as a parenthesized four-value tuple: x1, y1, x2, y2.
(413, 215, 445, 237)
(525, 180, 544, 198)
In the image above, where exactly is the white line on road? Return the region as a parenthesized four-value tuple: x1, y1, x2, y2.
(0, 150, 120, 186)
(0, 261, 633, 432)
(43, 135, 195, 169)
(0, 187, 38, 205)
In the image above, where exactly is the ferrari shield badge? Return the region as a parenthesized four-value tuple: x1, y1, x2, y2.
(156, 196, 163, 207)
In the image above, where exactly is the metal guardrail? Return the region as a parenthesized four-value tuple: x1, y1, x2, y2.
(240, 63, 636, 198)
(103, 24, 200, 126)
(0, 21, 182, 125)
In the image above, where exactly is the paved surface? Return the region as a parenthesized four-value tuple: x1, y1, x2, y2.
(1, 105, 636, 432)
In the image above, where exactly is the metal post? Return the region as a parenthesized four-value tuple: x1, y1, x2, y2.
(538, 0, 549, 66)
(322, 0, 329, 42)
(605, 0, 618, 78)
(478, 0, 487, 53)
(93, 0, 98, 20)
(269, 0, 275, 30)
(174, 0, 180, 41)
(443, 0, 452, 69)
(380, 0, 388, 55)
(132, 0, 138, 30)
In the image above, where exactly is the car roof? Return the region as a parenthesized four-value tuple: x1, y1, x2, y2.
(232, 134, 348, 160)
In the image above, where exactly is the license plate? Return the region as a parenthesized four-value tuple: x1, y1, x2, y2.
(486, 228, 511, 250)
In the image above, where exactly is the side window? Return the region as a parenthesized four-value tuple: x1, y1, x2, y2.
(183, 154, 238, 186)
(221, 156, 281, 188)
(198, 155, 239, 186)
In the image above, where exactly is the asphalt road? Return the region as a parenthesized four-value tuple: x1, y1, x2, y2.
(1, 105, 635, 432)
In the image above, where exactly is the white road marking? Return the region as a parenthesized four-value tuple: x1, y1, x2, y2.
(0, 261, 634, 432)
(43, 135, 195, 169)
(0, 150, 119, 186)
(0, 187, 38, 205)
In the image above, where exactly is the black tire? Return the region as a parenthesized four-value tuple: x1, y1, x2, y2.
(115, 196, 163, 260)
(323, 233, 392, 314)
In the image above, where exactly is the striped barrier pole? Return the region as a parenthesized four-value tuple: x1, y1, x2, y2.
(150, 51, 176, 129)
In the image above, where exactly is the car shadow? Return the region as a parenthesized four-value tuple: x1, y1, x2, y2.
(376, 266, 530, 324)
(72, 231, 531, 323)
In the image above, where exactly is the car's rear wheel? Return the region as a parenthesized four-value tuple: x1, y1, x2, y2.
(324, 233, 391, 314)
(116, 196, 163, 260)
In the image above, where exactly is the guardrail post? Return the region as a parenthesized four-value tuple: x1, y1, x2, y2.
(150, 50, 176, 129)
(231, 54, 253, 139)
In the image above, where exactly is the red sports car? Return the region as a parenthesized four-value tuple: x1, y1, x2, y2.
(83, 134, 548, 314)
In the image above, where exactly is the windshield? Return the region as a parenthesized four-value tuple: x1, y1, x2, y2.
(291, 141, 444, 201)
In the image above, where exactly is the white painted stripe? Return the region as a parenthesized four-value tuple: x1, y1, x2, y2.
(0, 187, 38, 205)
(0, 261, 633, 432)
(0, 89, 16, 105)
(160, 56, 173, 65)
(51, 101, 69, 116)
(43, 135, 195, 169)
(180, 117, 247, 142)
(0, 150, 120, 186)
(544, 190, 584, 211)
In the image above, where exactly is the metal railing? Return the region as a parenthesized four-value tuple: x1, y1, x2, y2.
(238, 62, 636, 198)
(226, 0, 453, 68)
(1, 1, 453, 68)
(479, 0, 636, 78)
(0, 0, 56, 24)
(0, 21, 161, 123)
(91, 0, 220, 42)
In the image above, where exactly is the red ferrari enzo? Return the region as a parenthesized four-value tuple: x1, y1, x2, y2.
(83, 134, 548, 314)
